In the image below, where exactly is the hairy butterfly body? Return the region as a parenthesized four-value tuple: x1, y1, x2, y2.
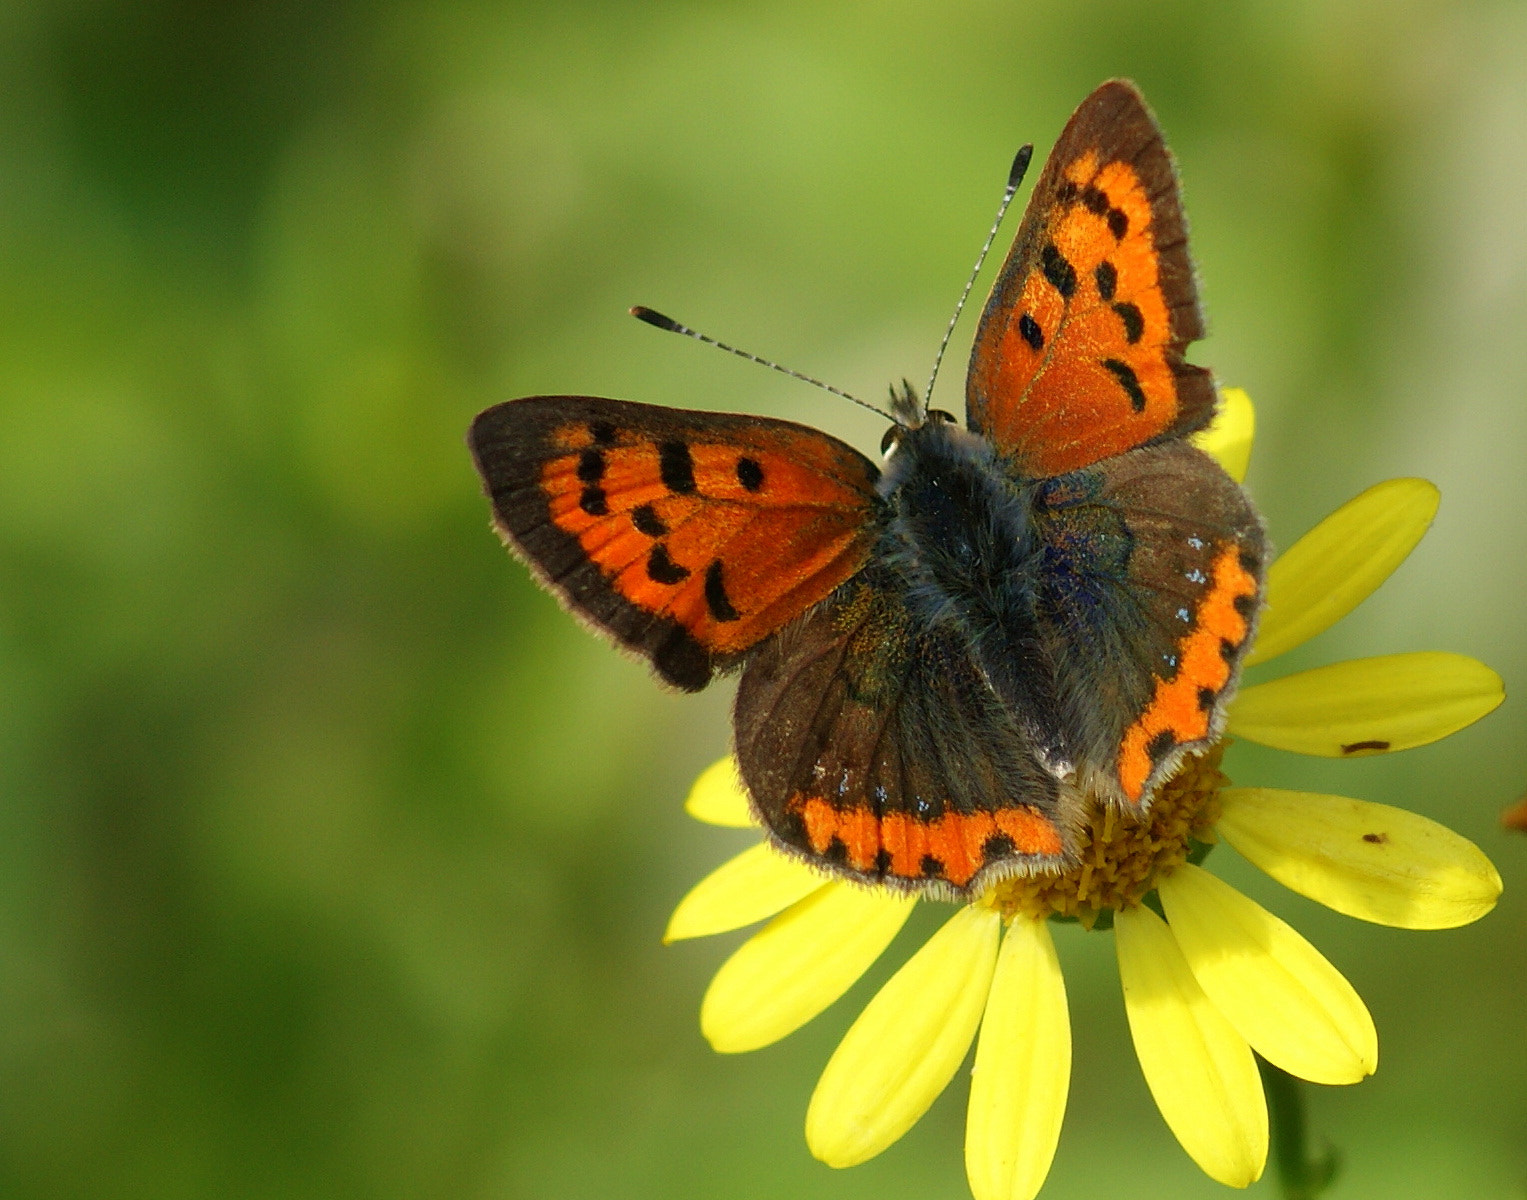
(470, 80, 1265, 897)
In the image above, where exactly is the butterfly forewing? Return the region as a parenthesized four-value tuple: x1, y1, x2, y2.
(967, 79, 1215, 476)
(470, 396, 883, 690)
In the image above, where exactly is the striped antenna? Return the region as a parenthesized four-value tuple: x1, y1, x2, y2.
(630, 306, 896, 423)
(920, 144, 1034, 415)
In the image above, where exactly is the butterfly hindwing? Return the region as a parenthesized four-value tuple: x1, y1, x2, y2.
(470, 396, 883, 690)
(967, 79, 1215, 476)
(735, 568, 1073, 896)
(1029, 439, 1265, 806)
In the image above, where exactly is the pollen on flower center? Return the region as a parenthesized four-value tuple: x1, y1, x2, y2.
(986, 745, 1228, 925)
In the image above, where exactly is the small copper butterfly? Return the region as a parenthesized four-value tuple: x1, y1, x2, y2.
(470, 81, 1265, 896)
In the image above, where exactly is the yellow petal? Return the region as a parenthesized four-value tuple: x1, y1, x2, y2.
(665, 841, 827, 943)
(1216, 787, 1503, 930)
(1245, 478, 1439, 666)
(684, 756, 755, 827)
(1115, 905, 1267, 1188)
(1158, 865, 1377, 1085)
(700, 882, 915, 1053)
(1228, 652, 1503, 756)
(965, 917, 1070, 1200)
(807, 904, 1000, 1168)
(1190, 387, 1255, 483)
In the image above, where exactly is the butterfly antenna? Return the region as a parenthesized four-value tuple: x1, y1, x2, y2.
(920, 144, 1034, 414)
(630, 306, 898, 423)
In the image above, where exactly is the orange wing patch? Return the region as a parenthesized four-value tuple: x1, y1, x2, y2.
(967, 80, 1214, 476)
(539, 419, 877, 656)
(1117, 544, 1259, 802)
(792, 793, 1064, 889)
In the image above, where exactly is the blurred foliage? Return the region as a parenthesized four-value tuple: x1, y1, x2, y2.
(1, 1, 1524, 1197)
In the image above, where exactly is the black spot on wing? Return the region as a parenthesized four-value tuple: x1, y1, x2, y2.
(577, 449, 605, 484)
(646, 544, 690, 585)
(579, 486, 608, 516)
(981, 833, 1016, 862)
(631, 504, 668, 538)
(1113, 301, 1144, 344)
(920, 854, 945, 879)
(1146, 729, 1177, 765)
(1101, 358, 1147, 412)
(736, 457, 764, 491)
(1197, 686, 1217, 712)
(1094, 261, 1117, 301)
(1079, 184, 1111, 217)
(589, 420, 618, 446)
(1058, 180, 1127, 239)
(774, 806, 807, 847)
(1042, 243, 1077, 299)
(653, 632, 710, 692)
(704, 560, 741, 622)
(1019, 312, 1044, 350)
(659, 441, 696, 494)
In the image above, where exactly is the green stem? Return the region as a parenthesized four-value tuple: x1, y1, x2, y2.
(1258, 1056, 1340, 1200)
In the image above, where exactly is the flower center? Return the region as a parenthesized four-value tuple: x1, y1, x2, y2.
(985, 743, 1228, 926)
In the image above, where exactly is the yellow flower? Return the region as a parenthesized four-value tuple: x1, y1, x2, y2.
(665, 389, 1504, 1198)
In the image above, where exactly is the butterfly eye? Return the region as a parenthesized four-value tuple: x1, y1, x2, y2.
(927, 409, 957, 425)
(881, 425, 903, 455)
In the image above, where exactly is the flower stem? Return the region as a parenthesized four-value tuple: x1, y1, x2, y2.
(1258, 1056, 1340, 1200)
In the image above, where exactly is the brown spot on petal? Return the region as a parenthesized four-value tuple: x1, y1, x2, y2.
(1341, 740, 1391, 755)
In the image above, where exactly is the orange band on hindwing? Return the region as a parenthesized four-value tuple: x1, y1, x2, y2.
(791, 794, 1065, 888)
(1117, 544, 1259, 801)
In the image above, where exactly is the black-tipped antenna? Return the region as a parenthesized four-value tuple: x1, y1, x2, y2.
(631, 306, 896, 422)
(921, 144, 1034, 413)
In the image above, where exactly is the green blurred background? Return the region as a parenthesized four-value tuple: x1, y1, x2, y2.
(2, 1, 1524, 1197)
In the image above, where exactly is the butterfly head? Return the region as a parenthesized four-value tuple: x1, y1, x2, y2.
(881, 379, 958, 456)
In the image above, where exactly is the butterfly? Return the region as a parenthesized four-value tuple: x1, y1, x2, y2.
(469, 80, 1265, 897)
